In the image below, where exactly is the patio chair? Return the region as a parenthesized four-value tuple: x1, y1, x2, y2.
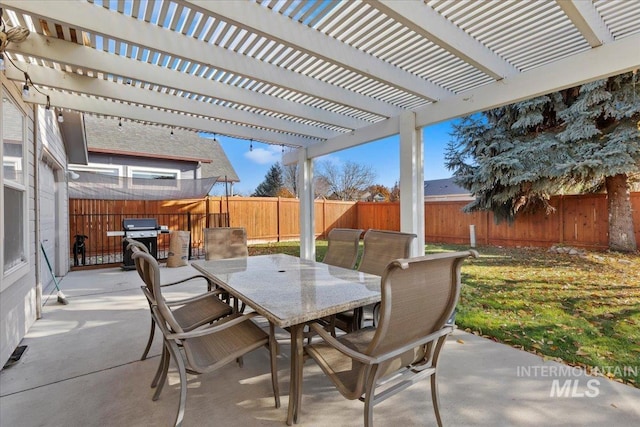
(333, 229, 416, 333)
(203, 227, 250, 311)
(316, 228, 364, 337)
(204, 227, 249, 260)
(133, 249, 280, 427)
(322, 228, 363, 269)
(305, 250, 479, 427)
(126, 239, 232, 361)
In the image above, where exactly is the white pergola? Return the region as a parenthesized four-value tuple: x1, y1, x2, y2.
(1, 0, 639, 258)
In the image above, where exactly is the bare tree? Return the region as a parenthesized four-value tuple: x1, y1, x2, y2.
(316, 160, 377, 201)
(281, 162, 298, 197)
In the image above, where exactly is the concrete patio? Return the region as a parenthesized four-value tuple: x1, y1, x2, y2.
(1, 263, 638, 427)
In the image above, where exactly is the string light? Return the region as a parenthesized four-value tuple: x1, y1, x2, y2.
(22, 72, 30, 99)
(4, 54, 57, 110)
(118, 117, 123, 131)
(249, 139, 253, 152)
(281, 144, 285, 153)
(57, 111, 64, 123)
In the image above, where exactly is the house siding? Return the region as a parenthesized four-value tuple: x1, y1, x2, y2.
(1, 73, 69, 368)
(1, 77, 37, 367)
(88, 152, 198, 179)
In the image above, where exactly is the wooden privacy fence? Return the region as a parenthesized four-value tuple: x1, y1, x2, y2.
(68, 197, 359, 266)
(425, 193, 640, 249)
(69, 193, 640, 266)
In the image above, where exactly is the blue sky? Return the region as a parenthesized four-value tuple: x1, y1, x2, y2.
(206, 120, 458, 196)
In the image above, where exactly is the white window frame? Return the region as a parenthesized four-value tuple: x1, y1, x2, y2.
(1, 85, 30, 291)
(68, 163, 123, 176)
(127, 165, 180, 189)
(126, 165, 180, 180)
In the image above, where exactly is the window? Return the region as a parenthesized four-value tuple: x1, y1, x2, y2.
(68, 163, 122, 176)
(128, 166, 180, 188)
(128, 166, 180, 180)
(2, 88, 29, 288)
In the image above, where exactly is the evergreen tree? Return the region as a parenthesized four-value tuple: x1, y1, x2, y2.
(253, 164, 284, 197)
(446, 71, 640, 252)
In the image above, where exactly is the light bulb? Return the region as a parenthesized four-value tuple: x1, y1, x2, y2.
(22, 84, 29, 99)
(57, 112, 64, 123)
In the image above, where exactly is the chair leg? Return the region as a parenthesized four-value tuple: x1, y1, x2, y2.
(153, 343, 171, 401)
(363, 369, 378, 427)
(269, 323, 281, 408)
(431, 374, 443, 427)
(352, 307, 364, 331)
(372, 302, 381, 327)
(165, 340, 187, 427)
(151, 344, 167, 388)
(141, 317, 156, 360)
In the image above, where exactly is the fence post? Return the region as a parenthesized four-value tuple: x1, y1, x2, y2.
(187, 213, 192, 260)
(469, 224, 476, 248)
(559, 195, 565, 244)
(276, 197, 281, 242)
(485, 210, 490, 245)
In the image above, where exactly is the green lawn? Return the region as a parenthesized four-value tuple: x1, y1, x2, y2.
(248, 241, 640, 387)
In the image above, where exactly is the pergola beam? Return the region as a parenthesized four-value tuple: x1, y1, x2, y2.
(3, 0, 402, 118)
(21, 87, 308, 147)
(4, 63, 330, 142)
(300, 32, 640, 159)
(370, 0, 518, 80)
(181, 0, 452, 102)
(557, 0, 614, 47)
(11, 33, 369, 133)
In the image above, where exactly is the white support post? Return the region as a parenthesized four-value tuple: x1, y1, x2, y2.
(399, 111, 425, 256)
(298, 148, 315, 260)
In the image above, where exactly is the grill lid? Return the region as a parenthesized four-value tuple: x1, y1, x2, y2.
(123, 218, 159, 230)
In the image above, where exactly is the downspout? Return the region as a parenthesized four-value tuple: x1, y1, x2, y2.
(34, 106, 42, 319)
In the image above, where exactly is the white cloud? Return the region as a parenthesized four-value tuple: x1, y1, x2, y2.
(244, 146, 281, 165)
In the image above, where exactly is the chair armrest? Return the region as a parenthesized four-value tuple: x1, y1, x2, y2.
(370, 326, 454, 364)
(308, 323, 454, 365)
(165, 288, 227, 306)
(166, 312, 262, 340)
(307, 322, 376, 365)
(160, 274, 213, 288)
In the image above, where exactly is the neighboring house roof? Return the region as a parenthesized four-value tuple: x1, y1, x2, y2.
(424, 178, 472, 199)
(83, 115, 239, 182)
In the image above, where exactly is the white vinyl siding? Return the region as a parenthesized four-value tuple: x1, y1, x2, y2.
(1, 88, 29, 290)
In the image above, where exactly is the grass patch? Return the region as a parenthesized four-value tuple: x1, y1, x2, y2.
(426, 244, 639, 387)
(249, 241, 640, 387)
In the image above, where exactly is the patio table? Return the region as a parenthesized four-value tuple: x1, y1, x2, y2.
(191, 254, 380, 425)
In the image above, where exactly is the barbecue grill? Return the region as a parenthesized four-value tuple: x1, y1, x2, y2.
(122, 218, 160, 270)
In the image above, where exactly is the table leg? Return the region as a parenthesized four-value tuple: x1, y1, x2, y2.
(287, 324, 304, 425)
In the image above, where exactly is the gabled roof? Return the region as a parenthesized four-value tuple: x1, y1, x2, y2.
(83, 115, 238, 181)
(424, 178, 470, 197)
